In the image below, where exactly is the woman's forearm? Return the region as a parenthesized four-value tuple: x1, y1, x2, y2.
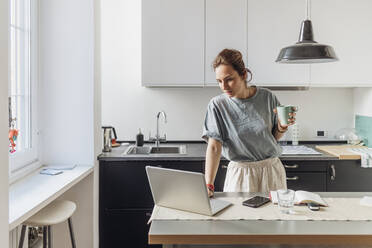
(205, 139, 222, 185)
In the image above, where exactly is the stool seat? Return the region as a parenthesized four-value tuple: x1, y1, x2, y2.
(25, 200, 76, 226)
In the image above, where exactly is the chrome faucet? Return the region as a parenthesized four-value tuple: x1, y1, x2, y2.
(150, 111, 167, 147)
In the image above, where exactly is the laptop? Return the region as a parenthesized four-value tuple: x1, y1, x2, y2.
(146, 166, 232, 216)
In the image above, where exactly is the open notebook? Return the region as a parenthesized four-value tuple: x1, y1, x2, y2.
(270, 190, 328, 206)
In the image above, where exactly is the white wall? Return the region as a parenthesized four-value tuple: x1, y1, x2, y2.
(101, 0, 354, 142)
(0, 0, 10, 245)
(39, 0, 94, 165)
(353, 88, 372, 116)
(275, 88, 354, 140)
(39, 0, 97, 247)
(93, 0, 102, 247)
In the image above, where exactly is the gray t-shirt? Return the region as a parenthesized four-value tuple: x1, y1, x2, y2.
(202, 86, 282, 162)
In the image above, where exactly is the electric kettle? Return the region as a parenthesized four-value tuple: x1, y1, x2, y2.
(102, 126, 117, 152)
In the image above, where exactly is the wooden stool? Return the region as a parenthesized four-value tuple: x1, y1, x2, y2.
(18, 200, 77, 248)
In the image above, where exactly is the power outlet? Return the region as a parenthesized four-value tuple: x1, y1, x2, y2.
(316, 130, 328, 138)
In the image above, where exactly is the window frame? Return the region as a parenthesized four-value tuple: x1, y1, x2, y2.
(8, 0, 39, 178)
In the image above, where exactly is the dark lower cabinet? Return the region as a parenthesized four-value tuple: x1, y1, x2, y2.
(101, 161, 155, 209)
(102, 209, 161, 248)
(99, 157, 372, 248)
(99, 160, 203, 248)
(282, 160, 328, 192)
(215, 160, 329, 192)
(327, 160, 372, 192)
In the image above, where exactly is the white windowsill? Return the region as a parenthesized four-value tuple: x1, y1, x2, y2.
(9, 164, 94, 230)
(9, 160, 43, 185)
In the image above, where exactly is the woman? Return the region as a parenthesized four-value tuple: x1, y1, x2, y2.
(202, 49, 296, 197)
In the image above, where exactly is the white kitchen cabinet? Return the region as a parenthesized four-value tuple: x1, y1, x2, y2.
(142, 0, 204, 86)
(247, 0, 310, 86)
(205, 0, 247, 86)
(310, 0, 372, 86)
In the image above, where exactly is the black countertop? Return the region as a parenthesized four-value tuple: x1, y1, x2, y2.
(98, 141, 344, 161)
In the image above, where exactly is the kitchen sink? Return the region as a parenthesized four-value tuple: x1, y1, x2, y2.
(125, 146, 152, 154)
(150, 146, 181, 154)
(124, 145, 187, 155)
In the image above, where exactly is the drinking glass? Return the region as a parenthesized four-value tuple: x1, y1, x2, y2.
(277, 189, 295, 214)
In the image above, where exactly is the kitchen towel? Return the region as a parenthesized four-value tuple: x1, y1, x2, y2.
(150, 197, 372, 222)
(349, 148, 372, 168)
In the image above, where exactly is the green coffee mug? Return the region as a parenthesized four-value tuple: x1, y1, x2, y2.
(277, 105, 298, 125)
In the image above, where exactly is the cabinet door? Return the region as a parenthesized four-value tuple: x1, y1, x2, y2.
(311, 0, 372, 86)
(205, 0, 247, 85)
(100, 209, 161, 248)
(247, 0, 310, 86)
(327, 161, 372, 192)
(100, 161, 155, 209)
(100, 161, 203, 209)
(142, 0, 204, 86)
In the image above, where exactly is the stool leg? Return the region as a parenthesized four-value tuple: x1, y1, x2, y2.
(48, 226, 52, 248)
(18, 225, 27, 248)
(43, 226, 47, 248)
(68, 217, 76, 248)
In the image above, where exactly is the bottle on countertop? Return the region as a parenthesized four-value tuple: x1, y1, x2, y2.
(291, 123, 299, 146)
(136, 128, 144, 147)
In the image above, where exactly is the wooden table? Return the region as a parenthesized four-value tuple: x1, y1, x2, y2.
(149, 192, 372, 246)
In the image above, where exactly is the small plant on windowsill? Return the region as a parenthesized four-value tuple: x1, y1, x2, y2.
(9, 118, 18, 154)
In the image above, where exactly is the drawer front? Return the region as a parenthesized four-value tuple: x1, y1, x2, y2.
(281, 160, 328, 172)
(286, 172, 326, 192)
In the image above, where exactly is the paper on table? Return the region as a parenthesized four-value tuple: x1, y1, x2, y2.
(40, 168, 63, 175)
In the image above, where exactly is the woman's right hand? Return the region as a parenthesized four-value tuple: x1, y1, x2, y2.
(207, 188, 214, 198)
(206, 184, 215, 198)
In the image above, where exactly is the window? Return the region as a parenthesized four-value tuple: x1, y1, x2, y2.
(9, 0, 38, 172)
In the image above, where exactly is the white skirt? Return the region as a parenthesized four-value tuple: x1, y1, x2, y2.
(223, 157, 287, 193)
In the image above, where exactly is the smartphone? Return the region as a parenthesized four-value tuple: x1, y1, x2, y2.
(242, 196, 270, 208)
(307, 203, 320, 211)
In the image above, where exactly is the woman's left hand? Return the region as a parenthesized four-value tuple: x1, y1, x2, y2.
(273, 107, 296, 130)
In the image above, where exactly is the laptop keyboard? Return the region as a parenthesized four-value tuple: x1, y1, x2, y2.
(210, 198, 229, 213)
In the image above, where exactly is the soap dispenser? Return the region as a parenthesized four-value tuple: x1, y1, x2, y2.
(136, 128, 144, 147)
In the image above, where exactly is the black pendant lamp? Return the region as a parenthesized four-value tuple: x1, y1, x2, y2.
(276, 0, 338, 64)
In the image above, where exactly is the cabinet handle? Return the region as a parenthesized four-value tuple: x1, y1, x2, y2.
(221, 165, 228, 169)
(284, 164, 299, 169)
(286, 176, 299, 181)
(145, 212, 152, 217)
(330, 164, 336, 181)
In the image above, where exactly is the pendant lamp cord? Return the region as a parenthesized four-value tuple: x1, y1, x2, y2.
(306, 0, 311, 20)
